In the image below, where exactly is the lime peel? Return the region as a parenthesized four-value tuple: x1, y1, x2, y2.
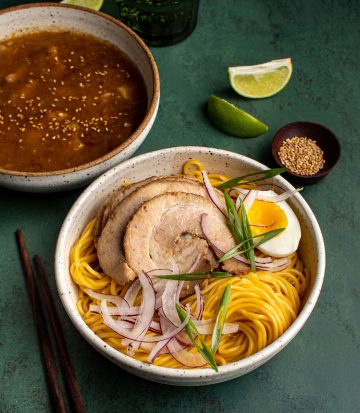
(207, 95, 268, 138)
(61, 0, 104, 11)
(228, 58, 292, 99)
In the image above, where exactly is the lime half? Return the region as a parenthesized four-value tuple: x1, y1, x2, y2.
(61, 0, 104, 10)
(228, 58, 292, 99)
(207, 96, 268, 138)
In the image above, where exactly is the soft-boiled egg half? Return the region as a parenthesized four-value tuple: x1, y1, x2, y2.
(247, 190, 301, 257)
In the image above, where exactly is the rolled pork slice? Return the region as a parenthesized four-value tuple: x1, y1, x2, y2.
(123, 192, 234, 284)
(96, 177, 207, 285)
(94, 174, 199, 244)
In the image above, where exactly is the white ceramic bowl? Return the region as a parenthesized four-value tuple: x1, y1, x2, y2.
(55, 146, 325, 386)
(0, 3, 159, 192)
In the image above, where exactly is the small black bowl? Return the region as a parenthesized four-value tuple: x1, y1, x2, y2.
(272, 121, 341, 184)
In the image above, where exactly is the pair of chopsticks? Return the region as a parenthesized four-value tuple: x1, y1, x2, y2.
(16, 229, 86, 413)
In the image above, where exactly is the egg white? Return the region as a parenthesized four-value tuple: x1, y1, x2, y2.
(255, 191, 301, 258)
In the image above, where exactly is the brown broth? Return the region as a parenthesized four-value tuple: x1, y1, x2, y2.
(0, 30, 147, 172)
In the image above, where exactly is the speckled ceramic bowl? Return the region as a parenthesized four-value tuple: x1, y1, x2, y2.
(55, 146, 325, 386)
(0, 3, 159, 192)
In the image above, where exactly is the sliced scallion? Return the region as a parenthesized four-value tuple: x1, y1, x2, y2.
(218, 168, 286, 190)
(155, 271, 233, 281)
(211, 284, 232, 354)
(176, 304, 218, 371)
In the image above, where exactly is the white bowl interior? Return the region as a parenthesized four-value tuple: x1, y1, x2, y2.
(55, 147, 325, 386)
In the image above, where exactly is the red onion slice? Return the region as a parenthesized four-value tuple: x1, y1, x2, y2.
(102, 300, 191, 343)
(162, 280, 181, 327)
(242, 189, 258, 212)
(148, 269, 173, 294)
(187, 253, 203, 273)
(201, 170, 227, 216)
(231, 187, 302, 204)
(120, 315, 161, 334)
(84, 288, 129, 308)
(146, 268, 173, 277)
(147, 314, 172, 363)
(89, 304, 141, 317)
(133, 272, 155, 324)
(193, 285, 204, 320)
(175, 281, 185, 307)
(126, 271, 156, 347)
(123, 279, 140, 306)
(235, 193, 243, 211)
(158, 312, 207, 368)
(167, 337, 207, 368)
(147, 337, 172, 363)
(256, 257, 290, 271)
(106, 271, 156, 352)
(192, 320, 239, 335)
(141, 341, 169, 355)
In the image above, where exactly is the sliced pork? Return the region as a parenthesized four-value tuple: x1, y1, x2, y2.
(96, 177, 207, 285)
(123, 192, 232, 282)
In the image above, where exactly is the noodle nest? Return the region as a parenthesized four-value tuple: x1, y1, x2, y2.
(70, 161, 310, 368)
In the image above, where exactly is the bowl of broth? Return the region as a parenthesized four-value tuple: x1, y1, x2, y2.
(0, 3, 159, 192)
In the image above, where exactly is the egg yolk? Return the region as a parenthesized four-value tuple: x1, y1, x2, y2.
(247, 200, 288, 237)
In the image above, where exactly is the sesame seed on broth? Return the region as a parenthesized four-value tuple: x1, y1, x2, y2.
(0, 30, 147, 172)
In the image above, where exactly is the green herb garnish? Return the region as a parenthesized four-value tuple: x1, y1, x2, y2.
(155, 271, 233, 281)
(238, 196, 256, 272)
(218, 168, 286, 190)
(176, 304, 218, 371)
(211, 284, 232, 354)
(218, 228, 285, 263)
(224, 190, 258, 271)
(223, 188, 287, 272)
(224, 190, 243, 244)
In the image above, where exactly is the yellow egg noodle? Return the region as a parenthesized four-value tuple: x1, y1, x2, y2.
(70, 161, 310, 368)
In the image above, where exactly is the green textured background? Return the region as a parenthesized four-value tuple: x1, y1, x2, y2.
(1, 1, 359, 412)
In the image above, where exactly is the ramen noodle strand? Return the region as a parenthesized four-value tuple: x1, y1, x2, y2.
(183, 160, 231, 187)
(183, 160, 257, 189)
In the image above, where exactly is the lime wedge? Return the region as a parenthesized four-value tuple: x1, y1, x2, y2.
(207, 95, 268, 138)
(61, 0, 104, 10)
(228, 58, 292, 99)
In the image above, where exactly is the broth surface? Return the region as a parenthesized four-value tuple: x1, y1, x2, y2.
(0, 30, 147, 172)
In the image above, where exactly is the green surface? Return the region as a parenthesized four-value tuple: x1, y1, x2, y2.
(0, 0, 359, 412)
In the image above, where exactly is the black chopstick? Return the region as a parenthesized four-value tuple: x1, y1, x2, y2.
(16, 229, 86, 413)
(33, 255, 87, 413)
(16, 229, 68, 413)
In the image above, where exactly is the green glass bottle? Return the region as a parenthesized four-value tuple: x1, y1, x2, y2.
(117, 0, 200, 46)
